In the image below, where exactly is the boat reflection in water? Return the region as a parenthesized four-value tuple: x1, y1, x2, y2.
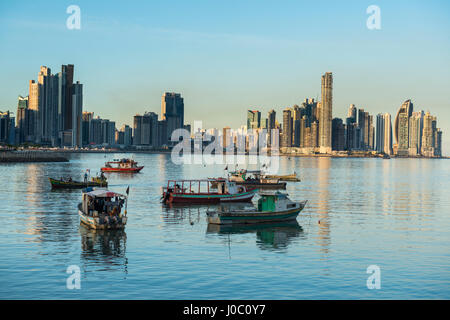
(161, 203, 205, 225)
(206, 203, 305, 252)
(79, 225, 128, 274)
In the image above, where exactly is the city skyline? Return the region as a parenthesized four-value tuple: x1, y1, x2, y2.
(0, 1, 449, 154)
(1, 63, 443, 159)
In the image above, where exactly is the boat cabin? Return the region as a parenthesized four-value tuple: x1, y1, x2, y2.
(81, 188, 127, 218)
(105, 158, 139, 169)
(257, 191, 299, 212)
(229, 170, 262, 182)
(164, 179, 245, 195)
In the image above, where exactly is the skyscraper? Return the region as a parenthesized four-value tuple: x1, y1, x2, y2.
(16, 96, 32, 144)
(133, 112, 158, 147)
(376, 113, 392, 154)
(376, 113, 384, 153)
(421, 112, 434, 157)
(89, 117, 103, 145)
(346, 104, 358, 151)
(62, 64, 74, 132)
(267, 109, 276, 147)
(28, 80, 39, 142)
(282, 108, 293, 147)
(332, 118, 345, 151)
(0, 111, 15, 145)
(162, 92, 184, 144)
(408, 111, 424, 156)
(348, 104, 357, 120)
(319, 72, 332, 153)
(247, 110, 261, 130)
(292, 105, 301, 147)
(383, 113, 393, 155)
(82, 112, 93, 146)
(71, 81, 83, 147)
(394, 99, 413, 156)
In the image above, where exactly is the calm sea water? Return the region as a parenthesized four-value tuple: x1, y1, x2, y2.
(0, 153, 449, 299)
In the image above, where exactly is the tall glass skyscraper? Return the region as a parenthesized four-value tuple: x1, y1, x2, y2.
(319, 72, 332, 153)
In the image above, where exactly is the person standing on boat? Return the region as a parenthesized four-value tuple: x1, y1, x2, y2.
(84, 172, 88, 183)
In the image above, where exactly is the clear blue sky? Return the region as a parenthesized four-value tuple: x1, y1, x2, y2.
(1, 0, 449, 154)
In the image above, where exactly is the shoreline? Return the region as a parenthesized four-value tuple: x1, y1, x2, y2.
(1, 148, 448, 160)
(0, 150, 69, 163)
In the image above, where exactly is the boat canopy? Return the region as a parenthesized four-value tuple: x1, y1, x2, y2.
(258, 190, 289, 197)
(83, 188, 126, 198)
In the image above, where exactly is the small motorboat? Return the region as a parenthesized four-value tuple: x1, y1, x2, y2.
(161, 179, 257, 204)
(101, 158, 144, 173)
(49, 176, 107, 189)
(206, 191, 307, 225)
(78, 188, 128, 229)
(264, 172, 301, 182)
(228, 170, 287, 190)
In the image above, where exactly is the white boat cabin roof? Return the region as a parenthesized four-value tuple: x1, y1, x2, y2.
(258, 190, 289, 197)
(83, 188, 126, 198)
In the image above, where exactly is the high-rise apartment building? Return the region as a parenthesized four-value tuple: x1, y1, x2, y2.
(133, 112, 159, 147)
(247, 110, 261, 130)
(71, 81, 83, 147)
(162, 92, 184, 144)
(282, 108, 293, 147)
(16, 96, 32, 144)
(332, 118, 345, 151)
(319, 72, 332, 153)
(62, 64, 74, 131)
(376, 113, 393, 155)
(421, 112, 435, 157)
(408, 111, 424, 156)
(394, 99, 413, 156)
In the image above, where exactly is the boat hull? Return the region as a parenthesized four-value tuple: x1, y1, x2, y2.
(235, 181, 287, 190)
(78, 204, 127, 230)
(265, 174, 300, 182)
(101, 166, 144, 173)
(207, 201, 307, 225)
(164, 190, 256, 204)
(49, 178, 107, 189)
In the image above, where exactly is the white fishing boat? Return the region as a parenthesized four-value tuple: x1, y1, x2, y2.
(78, 188, 128, 230)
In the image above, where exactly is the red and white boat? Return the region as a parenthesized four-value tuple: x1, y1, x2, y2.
(161, 179, 257, 204)
(101, 158, 144, 173)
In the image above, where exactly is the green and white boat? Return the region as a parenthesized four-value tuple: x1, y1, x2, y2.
(206, 191, 307, 225)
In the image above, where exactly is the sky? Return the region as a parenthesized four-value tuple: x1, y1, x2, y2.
(0, 0, 449, 154)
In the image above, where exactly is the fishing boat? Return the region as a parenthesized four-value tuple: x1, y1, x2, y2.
(206, 191, 307, 225)
(228, 170, 287, 189)
(265, 172, 301, 182)
(49, 176, 107, 189)
(78, 188, 128, 229)
(161, 179, 257, 204)
(101, 158, 144, 173)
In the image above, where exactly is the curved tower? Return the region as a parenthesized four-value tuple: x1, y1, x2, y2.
(394, 99, 413, 155)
